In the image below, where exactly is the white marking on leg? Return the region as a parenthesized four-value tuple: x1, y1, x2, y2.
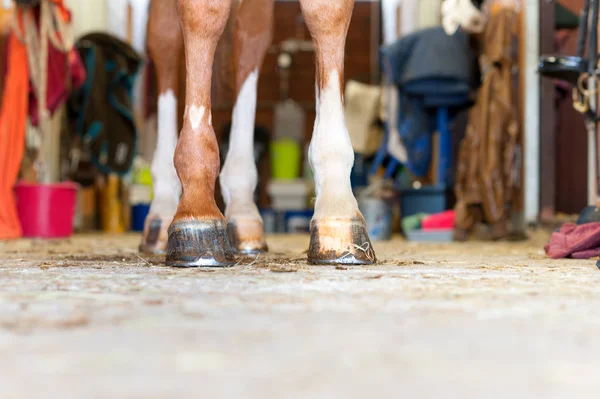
(149, 90, 181, 218)
(186, 104, 205, 131)
(315, 81, 320, 113)
(310, 70, 359, 220)
(220, 69, 261, 221)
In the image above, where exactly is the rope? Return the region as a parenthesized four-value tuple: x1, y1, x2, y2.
(13, 0, 74, 182)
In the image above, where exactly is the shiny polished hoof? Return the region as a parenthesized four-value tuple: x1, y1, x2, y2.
(139, 217, 169, 255)
(308, 218, 376, 265)
(166, 219, 235, 267)
(227, 219, 268, 255)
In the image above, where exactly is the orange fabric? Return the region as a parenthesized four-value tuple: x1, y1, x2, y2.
(0, 32, 29, 240)
(50, 0, 71, 22)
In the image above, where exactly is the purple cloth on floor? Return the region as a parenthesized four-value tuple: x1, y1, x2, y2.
(545, 222, 600, 259)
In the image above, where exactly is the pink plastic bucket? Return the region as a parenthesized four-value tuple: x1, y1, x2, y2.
(15, 182, 78, 238)
(421, 210, 455, 231)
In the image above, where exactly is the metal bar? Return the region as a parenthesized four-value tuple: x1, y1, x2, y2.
(524, 0, 540, 223)
(539, 0, 556, 220)
(589, 0, 599, 205)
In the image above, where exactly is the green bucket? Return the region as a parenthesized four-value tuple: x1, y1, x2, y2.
(270, 138, 301, 179)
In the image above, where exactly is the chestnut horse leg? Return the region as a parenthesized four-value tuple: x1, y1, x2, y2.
(219, 0, 274, 254)
(299, 0, 376, 264)
(140, 0, 183, 254)
(166, 0, 234, 267)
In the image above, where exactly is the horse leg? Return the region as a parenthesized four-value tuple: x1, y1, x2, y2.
(140, 0, 183, 254)
(166, 0, 234, 267)
(219, 0, 275, 255)
(299, 0, 376, 264)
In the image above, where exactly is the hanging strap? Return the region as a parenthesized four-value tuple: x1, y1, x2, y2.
(572, 0, 593, 116)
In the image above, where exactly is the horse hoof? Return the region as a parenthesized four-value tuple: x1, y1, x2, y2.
(308, 218, 376, 265)
(166, 219, 235, 267)
(227, 219, 268, 255)
(139, 217, 169, 255)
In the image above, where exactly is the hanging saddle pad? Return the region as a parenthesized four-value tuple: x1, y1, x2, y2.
(344, 80, 383, 156)
(70, 32, 142, 175)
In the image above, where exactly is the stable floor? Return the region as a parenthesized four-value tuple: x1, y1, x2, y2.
(1, 231, 599, 398)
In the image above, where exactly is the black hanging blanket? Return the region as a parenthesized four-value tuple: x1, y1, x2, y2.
(69, 32, 142, 175)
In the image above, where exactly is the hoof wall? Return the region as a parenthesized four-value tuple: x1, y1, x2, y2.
(139, 217, 168, 255)
(166, 219, 235, 267)
(227, 220, 268, 255)
(308, 218, 376, 265)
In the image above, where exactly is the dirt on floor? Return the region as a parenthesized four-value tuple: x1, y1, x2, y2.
(1, 230, 599, 398)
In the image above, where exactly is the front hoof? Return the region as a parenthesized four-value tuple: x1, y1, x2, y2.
(166, 219, 235, 267)
(227, 219, 268, 255)
(139, 217, 170, 255)
(308, 218, 376, 265)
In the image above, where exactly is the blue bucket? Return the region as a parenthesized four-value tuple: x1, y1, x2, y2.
(260, 209, 288, 233)
(284, 210, 314, 233)
(131, 204, 150, 232)
(358, 197, 393, 241)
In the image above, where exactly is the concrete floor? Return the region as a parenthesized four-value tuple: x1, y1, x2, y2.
(1, 231, 599, 398)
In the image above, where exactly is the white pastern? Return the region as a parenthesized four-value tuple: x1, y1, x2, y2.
(150, 90, 181, 218)
(310, 70, 359, 220)
(220, 69, 261, 222)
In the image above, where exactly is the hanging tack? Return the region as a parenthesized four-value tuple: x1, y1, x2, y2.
(573, 87, 590, 114)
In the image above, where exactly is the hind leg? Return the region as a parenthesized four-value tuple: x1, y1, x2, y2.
(140, 0, 183, 254)
(299, 0, 376, 264)
(219, 0, 275, 255)
(165, 0, 234, 267)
